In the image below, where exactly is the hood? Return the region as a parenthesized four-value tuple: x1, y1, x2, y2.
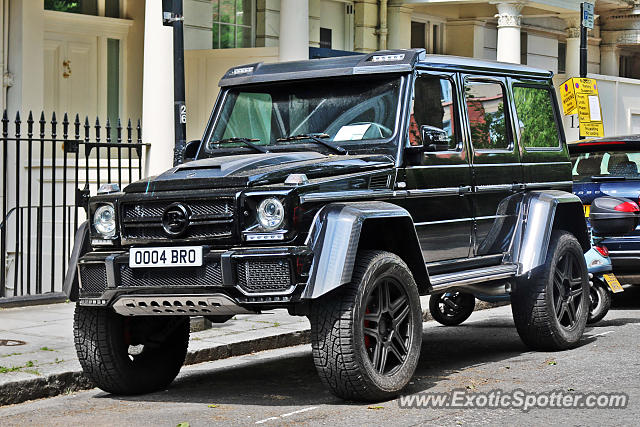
(124, 152, 395, 193)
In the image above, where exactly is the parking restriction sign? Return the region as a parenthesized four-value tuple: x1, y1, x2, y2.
(558, 77, 604, 137)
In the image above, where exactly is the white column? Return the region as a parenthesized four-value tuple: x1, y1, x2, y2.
(495, 2, 524, 64)
(600, 45, 620, 77)
(279, 0, 309, 61)
(565, 24, 581, 77)
(387, 4, 412, 50)
(142, 0, 175, 176)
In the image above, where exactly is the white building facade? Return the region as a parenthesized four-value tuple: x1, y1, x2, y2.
(2, 0, 640, 297)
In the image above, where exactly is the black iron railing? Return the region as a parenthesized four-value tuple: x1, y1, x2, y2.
(0, 111, 149, 299)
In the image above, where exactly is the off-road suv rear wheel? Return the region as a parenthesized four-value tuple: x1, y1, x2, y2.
(74, 306, 189, 395)
(511, 231, 589, 350)
(309, 250, 422, 401)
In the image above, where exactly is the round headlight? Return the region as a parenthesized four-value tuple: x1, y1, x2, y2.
(257, 198, 285, 231)
(94, 205, 116, 238)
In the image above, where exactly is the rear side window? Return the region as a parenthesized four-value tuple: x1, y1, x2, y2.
(513, 86, 560, 149)
(465, 81, 509, 150)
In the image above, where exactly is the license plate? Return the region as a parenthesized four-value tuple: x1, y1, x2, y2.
(129, 246, 203, 268)
(584, 205, 590, 217)
(603, 273, 624, 293)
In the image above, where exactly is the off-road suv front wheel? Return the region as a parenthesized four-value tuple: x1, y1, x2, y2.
(511, 231, 589, 350)
(74, 306, 190, 395)
(309, 250, 422, 401)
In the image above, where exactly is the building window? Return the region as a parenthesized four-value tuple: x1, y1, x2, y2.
(558, 42, 567, 74)
(44, 0, 120, 18)
(213, 0, 254, 49)
(320, 28, 332, 49)
(520, 32, 527, 65)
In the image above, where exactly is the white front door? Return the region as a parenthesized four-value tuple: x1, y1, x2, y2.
(44, 32, 99, 118)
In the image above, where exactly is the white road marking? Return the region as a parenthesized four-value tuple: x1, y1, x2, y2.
(590, 330, 615, 338)
(255, 417, 279, 424)
(255, 407, 318, 424)
(281, 407, 318, 418)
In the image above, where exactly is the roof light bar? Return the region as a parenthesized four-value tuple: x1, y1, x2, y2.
(231, 67, 254, 75)
(370, 54, 405, 63)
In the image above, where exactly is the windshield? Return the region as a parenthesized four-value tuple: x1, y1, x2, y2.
(571, 150, 640, 182)
(203, 76, 402, 155)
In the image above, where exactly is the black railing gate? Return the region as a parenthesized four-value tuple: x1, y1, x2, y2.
(0, 111, 148, 301)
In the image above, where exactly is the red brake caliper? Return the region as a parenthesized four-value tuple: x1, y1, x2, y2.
(364, 307, 372, 350)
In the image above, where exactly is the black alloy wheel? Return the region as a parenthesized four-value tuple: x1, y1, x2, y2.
(552, 252, 585, 330)
(428, 292, 476, 326)
(362, 276, 413, 376)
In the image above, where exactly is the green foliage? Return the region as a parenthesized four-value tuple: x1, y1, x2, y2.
(44, 0, 80, 13)
(40, 346, 55, 352)
(513, 86, 559, 148)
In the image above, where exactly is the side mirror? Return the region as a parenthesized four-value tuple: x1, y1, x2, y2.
(590, 196, 640, 237)
(183, 140, 201, 162)
(420, 125, 449, 152)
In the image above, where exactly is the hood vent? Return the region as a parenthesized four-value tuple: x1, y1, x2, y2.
(369, 175, 390, 189)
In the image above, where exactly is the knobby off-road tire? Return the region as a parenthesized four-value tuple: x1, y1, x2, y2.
(511, 231, 589, 351)
(309, 250, 423, 401)
(429, 292, 475, 326)
(74, 306, 190, 395)
(587, 280, 612, 324)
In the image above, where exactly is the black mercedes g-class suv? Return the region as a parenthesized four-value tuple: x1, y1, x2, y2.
(65, 49, 593, 401)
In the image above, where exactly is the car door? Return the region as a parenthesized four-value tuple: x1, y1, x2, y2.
(462, 75, 524, 258)
(398, 71, 474, 264)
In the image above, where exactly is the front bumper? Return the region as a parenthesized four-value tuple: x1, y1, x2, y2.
(77, 246, 312, 310)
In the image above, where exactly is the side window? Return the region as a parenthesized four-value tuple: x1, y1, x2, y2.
(409, 75, 457, 150)
(465, 81, 510, 150)
(513, 86, 560, 149)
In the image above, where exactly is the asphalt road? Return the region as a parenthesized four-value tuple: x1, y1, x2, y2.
(1, 288, 640, 426)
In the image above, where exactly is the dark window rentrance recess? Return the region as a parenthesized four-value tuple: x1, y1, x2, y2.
(558, 42, 567, 74)
(45, 0, 120, 17)
(320, 28, 332, 49)
(411, 22, 426, 49)
(107, 38, 120, 126)
(520, 32, 528, 65)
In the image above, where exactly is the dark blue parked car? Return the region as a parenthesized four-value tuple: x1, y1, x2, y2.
(569, 136, 640, 285)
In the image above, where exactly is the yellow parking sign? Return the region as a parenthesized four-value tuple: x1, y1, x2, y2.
(559, 78, 604, 137)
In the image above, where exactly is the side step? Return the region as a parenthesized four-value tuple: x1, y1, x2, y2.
(430, 264, 517, 292)
(112, 294, 255, 316)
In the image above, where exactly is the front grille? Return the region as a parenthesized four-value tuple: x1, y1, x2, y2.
(79, 264, 108, 296)
(119, 263, 223, 288)
(236, 259, 292, 293)
(121, 198, 235, 243)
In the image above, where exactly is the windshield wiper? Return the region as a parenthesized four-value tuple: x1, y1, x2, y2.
(210, 137, 269, 153)
(277, 133, 347, 155)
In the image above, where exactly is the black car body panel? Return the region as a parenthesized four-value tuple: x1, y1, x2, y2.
(65, 49, 589, 314)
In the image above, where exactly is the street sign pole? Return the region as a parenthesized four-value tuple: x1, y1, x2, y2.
(580, 3, 588, 79)
(579, 2, 594, 139)
(162, 0, 187, 166)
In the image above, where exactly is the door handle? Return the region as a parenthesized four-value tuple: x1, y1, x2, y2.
(458, 186, 472, 195)
(511, 183, 525, 192)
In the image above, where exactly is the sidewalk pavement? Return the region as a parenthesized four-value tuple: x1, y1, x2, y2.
(0, 302, 310, 406)
(0, 296, 504, 406)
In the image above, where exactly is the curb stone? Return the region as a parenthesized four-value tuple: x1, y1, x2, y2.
(0, 329, 311, 407)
